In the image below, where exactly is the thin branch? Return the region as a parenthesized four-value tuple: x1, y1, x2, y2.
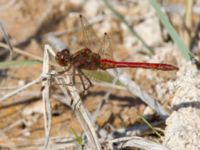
(0, 76, 42, 102)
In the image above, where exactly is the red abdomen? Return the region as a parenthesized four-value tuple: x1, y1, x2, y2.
(100, 59, 178, 71)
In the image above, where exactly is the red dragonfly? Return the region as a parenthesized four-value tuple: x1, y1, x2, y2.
(55, 14, 178, 92)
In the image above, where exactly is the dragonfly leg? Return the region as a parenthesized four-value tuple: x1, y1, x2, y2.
(71, 66, 76, 86)
(57, 64, 72, 75)
(54, 66, 76, 86)
(78, 69, 93, 93)
(78, 71, 87, 92)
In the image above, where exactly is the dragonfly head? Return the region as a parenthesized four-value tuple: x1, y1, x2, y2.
(55, 49, 71, 66)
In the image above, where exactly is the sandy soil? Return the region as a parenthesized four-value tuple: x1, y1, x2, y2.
(0, 0, 199, 149)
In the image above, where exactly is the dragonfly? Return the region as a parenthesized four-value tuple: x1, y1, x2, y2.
(55, 14, 178, 92)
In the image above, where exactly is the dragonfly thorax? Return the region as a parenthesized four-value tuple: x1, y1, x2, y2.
(70, 48, 101, 70)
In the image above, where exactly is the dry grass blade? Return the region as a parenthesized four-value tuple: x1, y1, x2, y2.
(113, 120, 164, 137)
(0, 45, 54, 149)
(55, 74, 102, 150)
(42, 45, 53, 149)
(0, 42, 43, 61)
(107, 69, 168, 117)
(184, 0, 193, 47)
(0, 42, 58, 68)
(15, 136, 76, 149)
(0, 22, 13, 60)
(108, 136, 169, 150)
(0, 76, 42, 102)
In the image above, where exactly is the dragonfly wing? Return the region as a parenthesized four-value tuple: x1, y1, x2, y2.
(79, 14, 103, 54)
(100, 32, 113, 60)
(82, 70, 116, 84)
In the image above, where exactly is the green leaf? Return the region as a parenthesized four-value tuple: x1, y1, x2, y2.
(0, 60, 41, 69)
(71, 128, 83, 146)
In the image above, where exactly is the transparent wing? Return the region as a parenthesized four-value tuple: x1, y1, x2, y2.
(77, 14, 103, 54)
(83, 70, 119, 84)
(100, 32, 113, 60)
(67, 15, 114, 59)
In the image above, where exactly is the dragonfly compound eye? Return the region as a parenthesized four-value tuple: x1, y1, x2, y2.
(62, 49, 70, 56)
(62, 49, 71, 63)
(55, 49, 71, 66)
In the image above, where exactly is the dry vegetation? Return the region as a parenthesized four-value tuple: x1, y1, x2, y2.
(0, 0, 200, 150)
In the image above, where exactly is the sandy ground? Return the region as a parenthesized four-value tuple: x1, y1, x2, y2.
(0, 0, 199, 149)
